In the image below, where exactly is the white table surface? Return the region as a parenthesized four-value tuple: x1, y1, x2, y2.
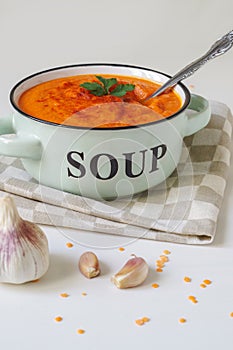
(0, 1, 233, 349)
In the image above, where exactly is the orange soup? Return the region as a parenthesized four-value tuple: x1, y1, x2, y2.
(18, 74, 182, 128)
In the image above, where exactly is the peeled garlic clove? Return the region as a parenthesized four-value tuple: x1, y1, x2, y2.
(0, 195, 49, 284)
(111, 255, 149, 289)
(79, 251, 100, 278)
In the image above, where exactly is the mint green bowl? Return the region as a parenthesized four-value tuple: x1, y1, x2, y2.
(0, 64, 211, 200)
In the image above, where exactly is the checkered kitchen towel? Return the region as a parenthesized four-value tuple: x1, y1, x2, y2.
(0, 101, 232, 244)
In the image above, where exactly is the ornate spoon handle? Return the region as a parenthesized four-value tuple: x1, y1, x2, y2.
(145, 30, 233, 100)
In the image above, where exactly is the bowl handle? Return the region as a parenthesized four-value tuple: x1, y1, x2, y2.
(0, 115, 42, 160)
(184, 94, 211, 137)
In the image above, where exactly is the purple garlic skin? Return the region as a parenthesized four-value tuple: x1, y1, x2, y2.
(0, 195, 49, 284)
(111, 255, 149, 289)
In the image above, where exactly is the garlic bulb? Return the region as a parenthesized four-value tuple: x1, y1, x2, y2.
(111, 255, 149, 289)
(0, 195, 49, 284)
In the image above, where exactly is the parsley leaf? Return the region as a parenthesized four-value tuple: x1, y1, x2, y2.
(96, 76, 117, 94)
(110, 84, 135, 97)
(80, 76, 135, 97)
(80, 82, 105, 96)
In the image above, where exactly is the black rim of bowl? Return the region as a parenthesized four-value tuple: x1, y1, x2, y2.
(10, 63, 191, 130)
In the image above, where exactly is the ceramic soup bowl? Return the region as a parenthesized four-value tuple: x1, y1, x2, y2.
(0, 64, 211, 200)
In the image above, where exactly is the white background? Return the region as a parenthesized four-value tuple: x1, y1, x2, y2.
(0, 1, 233, 349)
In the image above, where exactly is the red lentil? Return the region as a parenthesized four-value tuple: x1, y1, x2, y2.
(118, 247, 125, 252)
(77, 329, 85, 334)
(163, 250, 171, 255)
(188, 295, 198, 303)
(54, 316, 63, 322)
(160, 255, 169, 262)
(203, 279, 212, 285)
(156, 268, 163, 272)
(179, 318, 187, 323)
(60, 293, 69, 298)
(156, 260, 165, 268)
(184, 276, 192, 283)
(135, 319, 145, 326)
(135, 317, 150, 326)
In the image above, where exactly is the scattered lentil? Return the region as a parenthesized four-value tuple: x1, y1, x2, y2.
(66, 242, 73, 248)
(118, 247, 125, 252)
(155, 250, 171, 272)
(54, 316, 63, 322)
(152, 283, 159, 288)
(200, 283, 207, 288)
(179, 318, 187, 323)
(163, 249, 171, 255)
(156, 260, 164, 268)
(60, 293, 69, 298)
(77, 329, 85, 334)
(135, 319, 145, 326)
(156, 268, 163, 272)
(188, 295, 198, 303)
(82, 292, 87, 296)
(203, 279, 212, 285)
(230, 312, 233, 318)
(184, 276, 192, 283)
(135, 317, 150, 326)
(160, 255, 169, 262)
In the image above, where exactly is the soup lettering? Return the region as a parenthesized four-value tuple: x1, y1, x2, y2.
(18, 74, 182, 128)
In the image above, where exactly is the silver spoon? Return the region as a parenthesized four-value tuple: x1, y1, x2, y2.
(145, 30, 233, 101)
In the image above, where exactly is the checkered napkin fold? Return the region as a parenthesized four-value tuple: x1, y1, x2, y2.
(0, 101, 232, 244)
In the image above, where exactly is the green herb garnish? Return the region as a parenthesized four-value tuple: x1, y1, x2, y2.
(80, 75, 135, 97)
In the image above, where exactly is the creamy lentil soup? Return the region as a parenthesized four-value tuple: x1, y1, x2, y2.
(18, 74, 182, 128)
